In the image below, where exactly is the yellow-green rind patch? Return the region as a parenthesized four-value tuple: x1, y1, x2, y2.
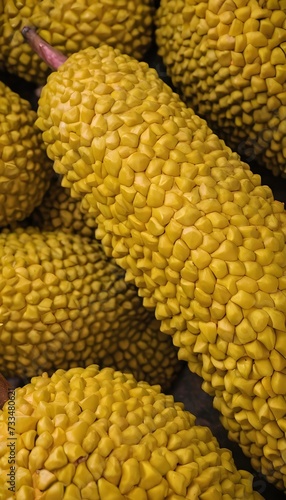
(0, 81, 52, 226)
(155, 0, 286, 176)
(28, 176, 98, 239)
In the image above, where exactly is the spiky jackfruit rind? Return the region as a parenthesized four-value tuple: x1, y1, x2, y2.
(36, 44, 286, 490)
(0, 81, 52, 226)
(0, 226, 181, 390)
(0, 0, 155, 85)
(28, 176, 98, 239)
(0, 364, 263, 499)
(155, 0, 286, 176)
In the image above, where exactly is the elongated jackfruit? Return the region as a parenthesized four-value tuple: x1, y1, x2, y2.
(155, 0, 286, 177)
(0, 364, 263, 499)
(0, 226, 181, 390)
(0, 80, 53, 226)
(28, 175, 98, 238)
(0, 0, 155, 85)
(26, 29, 286, 491)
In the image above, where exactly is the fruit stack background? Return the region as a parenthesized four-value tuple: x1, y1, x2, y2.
(1, 2, 286, 499)
(1, 50, 285, 500)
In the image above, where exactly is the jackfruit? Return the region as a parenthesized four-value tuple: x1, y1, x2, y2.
(0, 80, 53, 226)
(0, 0, 155, 86)
(155, 0, 286, 177)
(0, 226, 181, 390)
(0, 364, 263, 499)
(25, 27, 286, 490)
(28, 175, 98, 238)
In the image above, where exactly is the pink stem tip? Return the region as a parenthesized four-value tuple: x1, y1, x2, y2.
(22, 26, 67, 70)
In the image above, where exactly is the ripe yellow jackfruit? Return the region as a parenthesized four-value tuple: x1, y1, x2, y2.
(0, 0, 155, 85)
(155, 0, 286, 176)
(28, 175, 98, 238)
(27, 30, 286, 490)
(0, 80, 53, 226)
(0, 226, 181, 390)
(0, 364, 263, 499)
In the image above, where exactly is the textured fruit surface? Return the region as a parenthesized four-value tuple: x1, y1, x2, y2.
(0, 81, 52, 226)
(0, 226, 181, 389)
(155, 0, 286, 176)
(28, 175, 98, 238)
(36, 44, 286, 490)
(0, 0, 155, 85)
(0, 364, 263, 499)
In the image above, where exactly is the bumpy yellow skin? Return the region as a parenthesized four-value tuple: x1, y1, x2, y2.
(0, 226, 181, 389)
(0, 365, 263, 499)
(0, 81, 52, 226)
(0, 0, 154, 85)
(28, 176, 98, 238)
(36, 44, 286, 490)
(155, 0, 286, 176)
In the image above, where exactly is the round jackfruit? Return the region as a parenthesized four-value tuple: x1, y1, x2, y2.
(155, 0, 286, 177)
(0, 80, 52, 226)
(0, 226, 181, 390)
(28, 175, 98, 238)
(0, 0, 155, 85)
(32, 37, 286, 490)
(0, 364, 263, 499)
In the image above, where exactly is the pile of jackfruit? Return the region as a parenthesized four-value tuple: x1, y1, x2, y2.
(0, 0, 286, 498)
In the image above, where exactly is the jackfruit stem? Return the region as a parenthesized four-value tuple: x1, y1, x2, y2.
(21, 26, 67, 70)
